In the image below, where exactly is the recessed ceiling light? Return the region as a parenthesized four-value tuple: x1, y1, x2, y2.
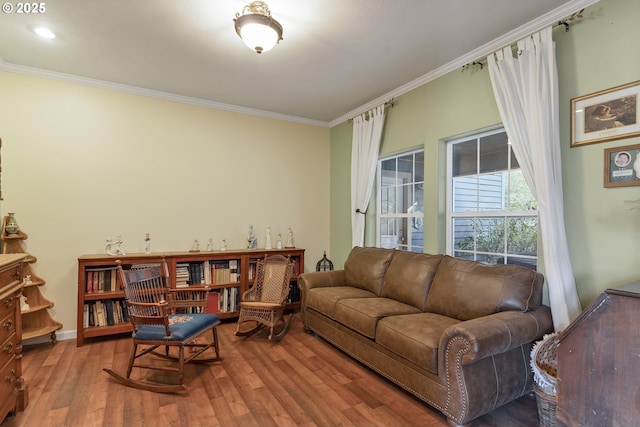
(34, 27, 55, 39)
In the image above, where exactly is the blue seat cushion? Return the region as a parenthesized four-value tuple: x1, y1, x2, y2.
(132, 313, 220, 342)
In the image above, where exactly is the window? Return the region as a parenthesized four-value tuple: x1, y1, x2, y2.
(447, 129, 538, 269)
(377, 149, 424, 252)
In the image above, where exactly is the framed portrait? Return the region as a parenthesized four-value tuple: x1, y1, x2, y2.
(604, 143, 640, 188)
(571, 80, 640, 147)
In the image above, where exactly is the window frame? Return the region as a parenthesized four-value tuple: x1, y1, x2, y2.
(445, 128, 538, 268)
(376, 148, 425, 252)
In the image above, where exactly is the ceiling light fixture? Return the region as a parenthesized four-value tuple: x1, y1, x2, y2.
(34, 27, 56, 39)
(234, 1, 283, 54)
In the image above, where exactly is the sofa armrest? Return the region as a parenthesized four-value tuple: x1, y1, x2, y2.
(440, 306, 553, 365)
(298, 270, 346, 291)
(438, 306, 553, 424)
(298, 270, 346, 330)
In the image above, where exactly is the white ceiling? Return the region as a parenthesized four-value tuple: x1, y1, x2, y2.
(0, 0, 597, 126)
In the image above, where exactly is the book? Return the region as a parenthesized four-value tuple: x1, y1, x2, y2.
(207, 291, 219, 314)
(121, 301, 130, 322)
(86, 271, 94, 293)
(85, 267, 118, 293)
(230, 259, 239, 282)
(104, 269, 112, 292)
(221, 288, 226, 312)
(104, 300, 115, 326)
(176, 263, 190, 288)
(88, 302, 95, 327)
(204, 260, 211, 284)
(83, 303, 89, 328)
(93, 301, 102, 326)
(98, 271, 105, 292)
(113, 300, 122, 323)
(231, 287, 239, 312)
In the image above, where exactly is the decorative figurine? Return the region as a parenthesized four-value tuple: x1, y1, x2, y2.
(221, 239, 228, 251)
(265, 226, 272, 249)
(20, 294, 29, 312)
(247, 224, 257, 249)
(144, 233, 151, 254)
(4, 212, 19, 236)
(285, 227, 295, 248)
(106, 236, 126, 256)
(206, 238, 215, 252)
(190, 239, 200, 252)
(276, 233, 283, 249)
(23, 275, 32, 285)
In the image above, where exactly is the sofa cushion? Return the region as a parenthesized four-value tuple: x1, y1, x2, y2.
(344, 246, 395, 295)
(425, 255, 543, 321)
(334, 298, 421, 339)
(305, 286, 377, 319)
(376, 313, 461, 374)
(381, 252, 442, 310)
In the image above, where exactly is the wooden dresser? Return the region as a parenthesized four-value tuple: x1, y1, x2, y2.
(556, 280, 640, 426)
(0, 254, 27, 423)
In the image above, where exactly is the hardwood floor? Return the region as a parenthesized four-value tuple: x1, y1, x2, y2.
(3, 315, 540, 427)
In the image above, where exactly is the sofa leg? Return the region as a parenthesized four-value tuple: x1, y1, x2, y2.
(447, 420, 470, 427)
(303, 326, 314, 334)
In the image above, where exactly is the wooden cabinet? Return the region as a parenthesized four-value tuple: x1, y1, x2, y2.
(1, 215, 62, 343)
(77, 248, 305, 346)
(556, 281, 640, 426)
(0, 253, 28, 424)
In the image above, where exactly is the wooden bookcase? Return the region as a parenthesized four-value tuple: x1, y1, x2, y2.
(1, 216, 62, 343)
(77, 248, 305, 346)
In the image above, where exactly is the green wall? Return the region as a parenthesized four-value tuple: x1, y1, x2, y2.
(329, 0, 640, 309)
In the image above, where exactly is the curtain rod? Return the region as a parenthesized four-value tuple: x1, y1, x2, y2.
(461, 9, 585, 72)
(348, 99, 397, 123)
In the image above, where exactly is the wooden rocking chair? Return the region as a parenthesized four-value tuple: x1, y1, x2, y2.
(103, 259, 222, 393)
(235, 254, 294, 340)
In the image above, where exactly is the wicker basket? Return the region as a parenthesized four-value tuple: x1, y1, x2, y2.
(531, 333, 558, 427)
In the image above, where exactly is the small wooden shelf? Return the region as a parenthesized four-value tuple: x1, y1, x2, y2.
(84, 291, 124, 301)
(23, 279, 45, 288)
(21, 303, 52, 314)
(77, 248, 305, 346)
(2, 229, 28, 240)
(1, 215, 62, 344)
(22, 325, 64, 341)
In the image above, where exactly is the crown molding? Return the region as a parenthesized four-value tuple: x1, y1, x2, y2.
(0, 58, 330, 128)
(0, 0, 601, 130)
(329, 0, 602, 127)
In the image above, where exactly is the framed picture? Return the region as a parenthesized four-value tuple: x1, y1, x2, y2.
(571, 80, 640, 147)
(604, 143, 640, 187)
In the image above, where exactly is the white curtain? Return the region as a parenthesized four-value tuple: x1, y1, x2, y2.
(487, 27, 581, 331)
(351, 105, 386, 247)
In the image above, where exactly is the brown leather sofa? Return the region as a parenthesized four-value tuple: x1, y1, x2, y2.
(298, 246, 553, 426)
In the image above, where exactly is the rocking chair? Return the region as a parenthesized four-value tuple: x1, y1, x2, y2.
(235, 254, 294, 340)
(103, 259, 222, 393)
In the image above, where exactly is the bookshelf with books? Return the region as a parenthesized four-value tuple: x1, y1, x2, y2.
(168, 253, 243, 318)
(77, 248, 305, 346)
(76, 253, 164, 346)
